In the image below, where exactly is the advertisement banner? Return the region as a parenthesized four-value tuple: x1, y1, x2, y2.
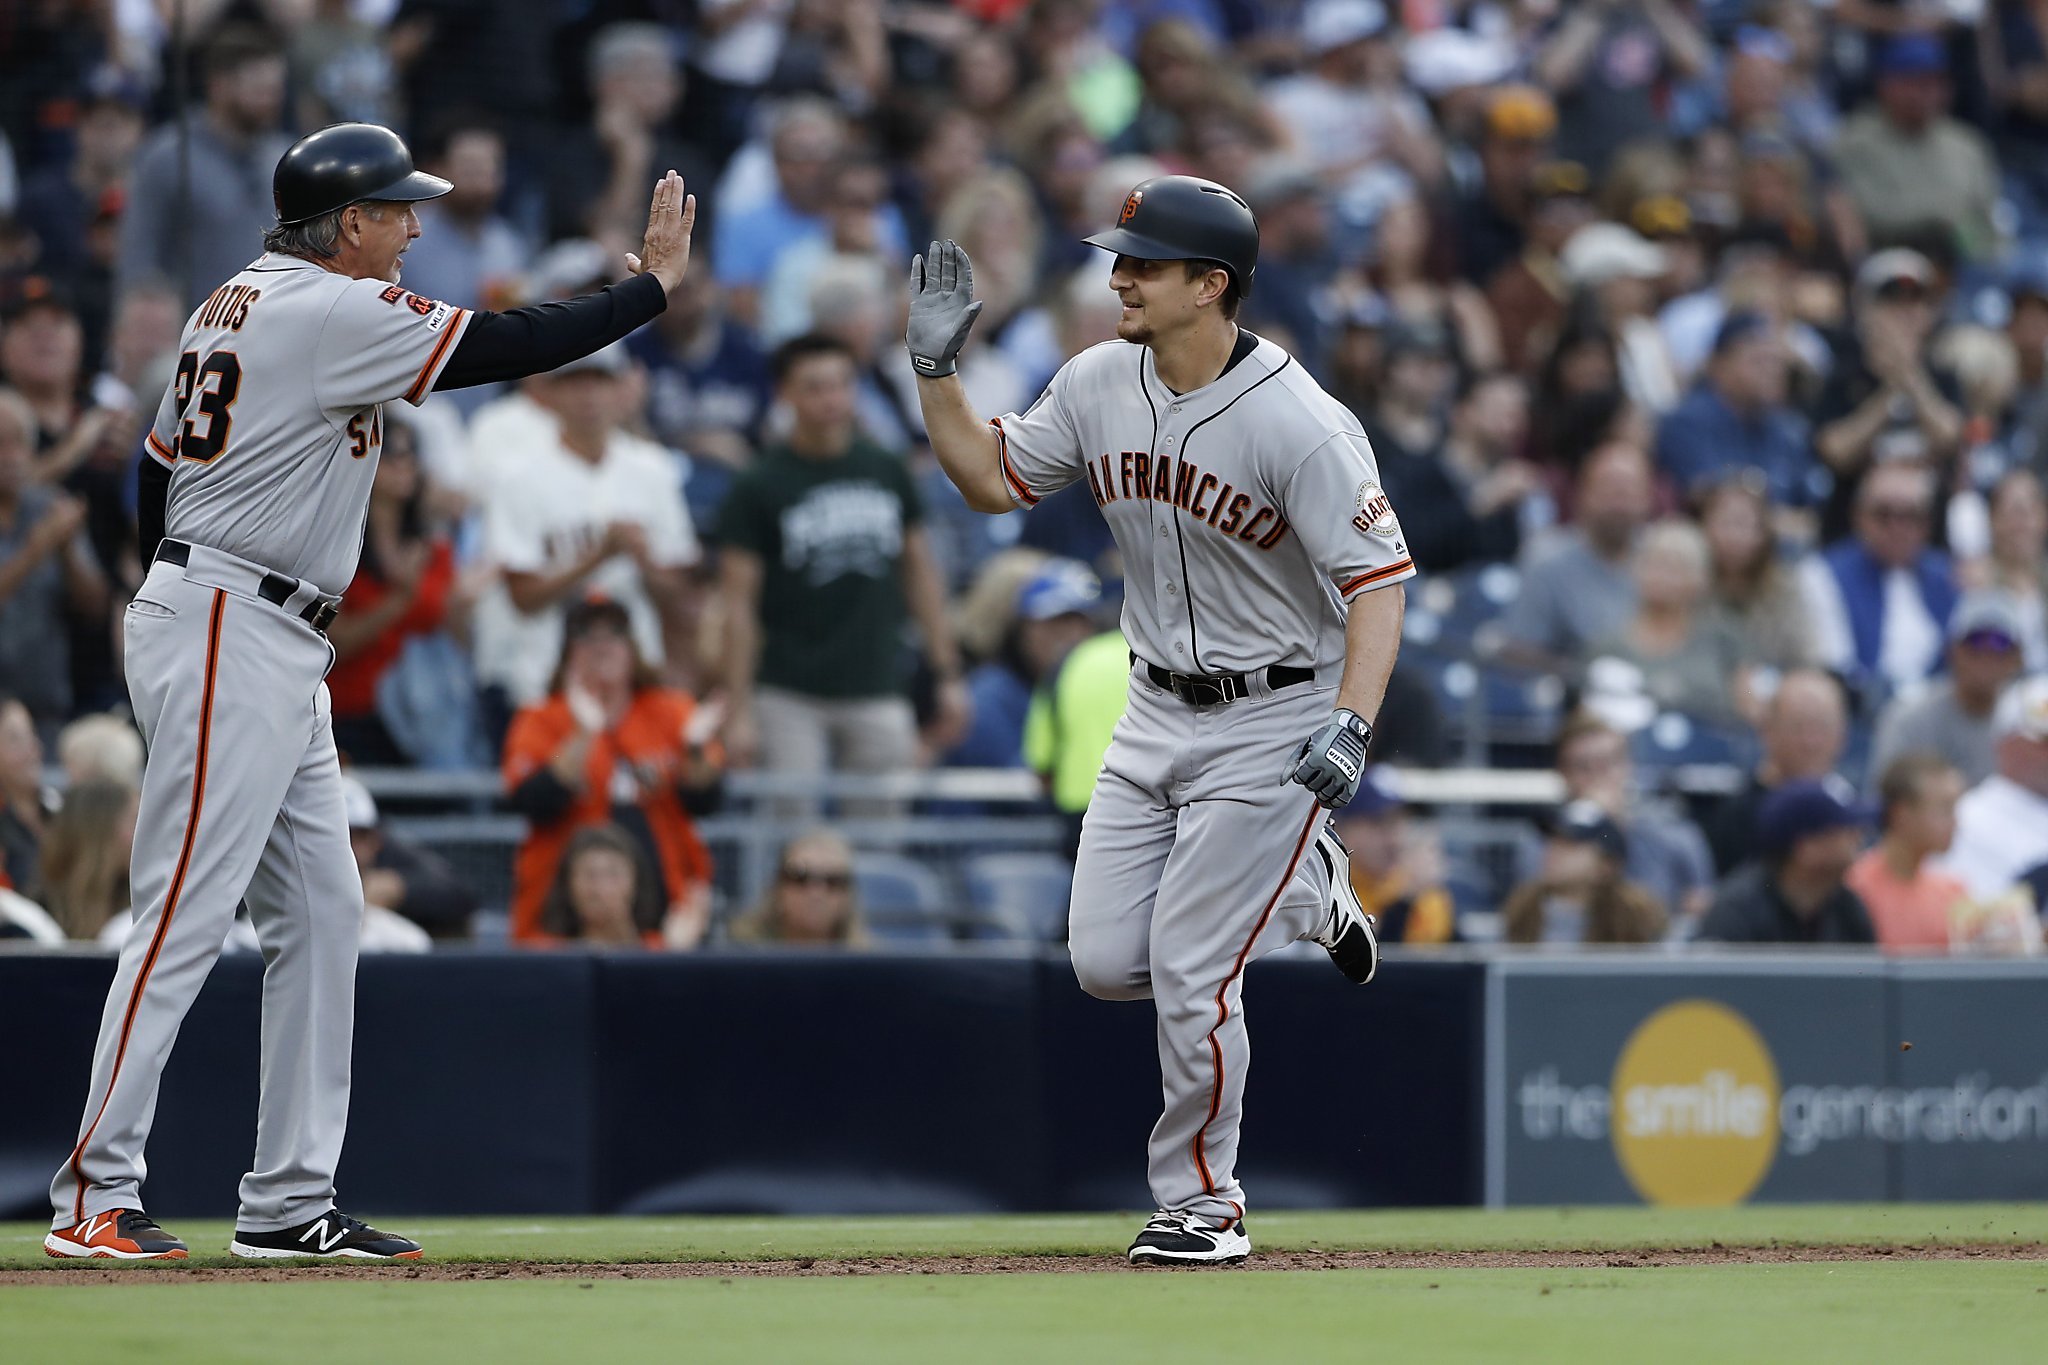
(1893, 962, 2048, 1202)
(1488, 958, 1892, 1206)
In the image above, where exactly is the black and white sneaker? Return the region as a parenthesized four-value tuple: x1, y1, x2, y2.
(1309, 822, 1379, 984)
(230, 1210, 423, 1260)
(1127, 1211, 1252, 1266)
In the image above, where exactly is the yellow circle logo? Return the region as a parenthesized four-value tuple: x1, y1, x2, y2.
(1609, 1000, 1780, 1206)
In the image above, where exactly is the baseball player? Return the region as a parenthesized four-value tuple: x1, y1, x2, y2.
(45, 123, 698, 1262)
(908, 176, 1409, 1266)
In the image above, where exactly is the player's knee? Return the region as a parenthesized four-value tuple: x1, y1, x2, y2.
(1071, 939, 1147, 1001)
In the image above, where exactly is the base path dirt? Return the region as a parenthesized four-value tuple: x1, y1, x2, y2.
(7, 1242, 2047, 1284)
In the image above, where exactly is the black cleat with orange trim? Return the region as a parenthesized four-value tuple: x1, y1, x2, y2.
(45, 1209, 189, 1260)
(230, 1211, 423, 1260)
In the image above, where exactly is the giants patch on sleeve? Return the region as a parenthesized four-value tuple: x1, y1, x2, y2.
(1351, 480, 1400, 539)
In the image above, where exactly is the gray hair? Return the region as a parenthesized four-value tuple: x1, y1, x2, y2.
(589, 22, 674, 85)
(262, 201, 401, 261)
(262, 206, 347, 260)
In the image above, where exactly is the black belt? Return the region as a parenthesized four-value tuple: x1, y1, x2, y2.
(156, 539, 343, 633)
(1140, 656, 1314, 706)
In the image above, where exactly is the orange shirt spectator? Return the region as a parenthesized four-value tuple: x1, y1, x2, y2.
(1847, 752, 1967, 953)
(503, 596, 720, 944)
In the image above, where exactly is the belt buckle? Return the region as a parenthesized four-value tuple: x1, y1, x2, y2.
(1173, 674, 1230, 706)
(309, 600, 340, 632)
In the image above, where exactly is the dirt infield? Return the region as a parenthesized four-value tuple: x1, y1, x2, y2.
(7, 1241, 2046, 1284)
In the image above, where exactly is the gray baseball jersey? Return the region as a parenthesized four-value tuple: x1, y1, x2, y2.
(144, 253, 474, 594)
(54, 254, 472, 1240)
(993, 332, 1411, 1227)
(991, 334, 1413, 675)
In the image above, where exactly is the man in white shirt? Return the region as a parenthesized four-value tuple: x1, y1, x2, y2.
(472, 341, 700, 709)
(1939, 676, 2048, 913)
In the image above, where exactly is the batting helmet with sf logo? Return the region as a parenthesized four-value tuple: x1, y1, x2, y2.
(1085, 174, 1259, 298)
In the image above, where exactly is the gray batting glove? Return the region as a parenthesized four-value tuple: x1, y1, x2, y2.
(907, 239, 984, 379)
(1283, 709, 1373, 809)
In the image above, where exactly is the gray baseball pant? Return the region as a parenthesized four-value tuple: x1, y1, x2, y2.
(52, 549, 362, 1233)
(1068, 661, 1334, 1227)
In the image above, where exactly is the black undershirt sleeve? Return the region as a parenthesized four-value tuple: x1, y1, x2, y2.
(433, 272, 668, 391)
(137, 453, 170, 566)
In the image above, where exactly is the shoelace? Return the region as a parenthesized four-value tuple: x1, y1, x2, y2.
(119, 1212, 167, 1235)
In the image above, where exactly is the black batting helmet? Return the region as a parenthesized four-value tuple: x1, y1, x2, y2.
(1083, 175, 1259, 298)
(272, 123, 452, 227)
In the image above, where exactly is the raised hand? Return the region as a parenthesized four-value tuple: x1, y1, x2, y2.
(625, 170, 697, 293)
(906, 239, 985, 379)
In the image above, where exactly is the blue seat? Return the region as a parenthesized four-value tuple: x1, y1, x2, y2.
(962, 852, 1075, 940)
(1630, 712, 1758, 771)
(852, 852, 953, 943)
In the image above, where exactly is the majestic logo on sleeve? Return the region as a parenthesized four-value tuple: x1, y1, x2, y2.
(1352, 480, 1400, 539)
(1119, 189, 1144, 225)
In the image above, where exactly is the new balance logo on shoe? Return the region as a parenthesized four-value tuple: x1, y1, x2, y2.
(79, 1213, 114, 1244)
(300, 1218, 349, 1252)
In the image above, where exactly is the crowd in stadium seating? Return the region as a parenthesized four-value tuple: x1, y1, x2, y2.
(2, 0, 2048, 955)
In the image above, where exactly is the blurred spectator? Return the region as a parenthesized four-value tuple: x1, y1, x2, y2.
(762, 156, 898, 344)
(536, 824, 668, 949)
(1120, 19, 1273, 162)
(1502, 801, 1668, 945)
(329, 419, 479, 769)
(37, 777, 134, 942)
(398, 117, 532, 314)
(1534, 0, 1712, 176)
(1332, 767, 1457, 945)
(56, 713, 142, 789)
(715, 334, 965, 794)
(1446, 84, 1560, 287)
(339, 774, 473, 944)
(1267, 2, 1442, 247)
(1846, 752, 1970, 954)
(1698, 474, 1819, 675)
(1487, 159, 1596, 374)
(1870, 592, 2028, 789)
(14, 67, 144, 286)
(1240, 163, 1337, 376)
(727, 828, 870, 947)
(1703, 667, 1849, 874)
(1938, 676, 2048, 916)
(1587, 519, 1746, 726)
(1832, 34, 1999, 260)
(1697, 778, 1878, 945)
(1658, 224, 1831, 391)
(1561, 222, 1681, 415)
(1379, 368, 1535, 574)
(502, 596, 720, 946)
(1813, 250, 1962, 527)
(473, 342, 700, 715)
(1537, 711, 1715, 923)
(1500, 440, 1654, 673)
(712, 100, 848, 331)
(897, 110, 992, 256)
(387, 0, 559, 158)
(0, 692, 47, 890)
(0, 883, 62, 944)
(1966, 469, 2048, 669)
(0, 386, 106, 732)
(932, 167, 1045, 408)
(1798, 461, 1956, 700)
(806, 253, 932, 453)
(627, 257, 771, 502)
(1024, 623, 1130, 856)
(680, 0, 800, 163)
(1374, 193, 1502, 373)
(117, 27, 291, 312)
(550, 25, 716, 255)
(290, 0, 401, 128)
(1527, 313, 1644, 472)
(955, 558, 1100, 770)
(1657, 311, 1818, 513)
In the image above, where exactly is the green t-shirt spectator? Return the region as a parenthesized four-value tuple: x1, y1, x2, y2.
(716, 439, 923, 699)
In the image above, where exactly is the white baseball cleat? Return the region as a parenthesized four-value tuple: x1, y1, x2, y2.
(1309, 821, 1380, 984)
(1127, 1211, 1252, 1266)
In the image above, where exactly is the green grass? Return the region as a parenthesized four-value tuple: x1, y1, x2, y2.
(7, 1208, 2047, 1365)
(7, 1263, 2047, 1365)
(6, 1203, 2047, 1268)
